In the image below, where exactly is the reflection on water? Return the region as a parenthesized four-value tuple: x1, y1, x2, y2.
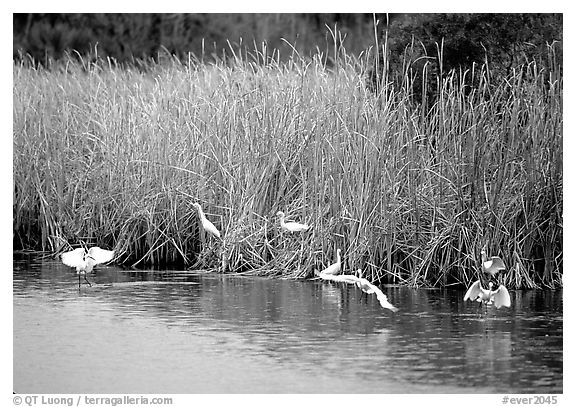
(13, 253, 562, 393)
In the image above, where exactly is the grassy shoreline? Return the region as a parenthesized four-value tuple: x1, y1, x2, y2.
(13, 46, 563, 288)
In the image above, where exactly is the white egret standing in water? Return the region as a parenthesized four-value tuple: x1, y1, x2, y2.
(354, 269, 399, 312)
(61, 247, 115, 288)
(276, 211, 310, 233)
(193, 202, 221, 239)
(319, 249, 341, 276)
(464, 280, 511, 312)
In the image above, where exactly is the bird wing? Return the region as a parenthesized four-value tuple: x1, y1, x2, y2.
(464, 280, 482, 301)
(61, 248, 86, 268)
(484, 256, 506, 273)
(358, 279, 376, 294)
(374, 288, 398, 312)
(286, 222, 309, 232)
(316, 272, 355, 284)
(363, 286, 376, 294)
(492, 285, 511, 308)
(491, 256, 506, 270)
(316, 272, 336, 281)
(321, 262, 341, 275)
(87, 247, 115, 264)
(377, 295, 398, 312)
(361, 280, 398, 312)
(334, 275, 360, 284)
(203, 219, 221, 238)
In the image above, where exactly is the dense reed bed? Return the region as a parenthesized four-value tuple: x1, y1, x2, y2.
(13, 44, 563, 288)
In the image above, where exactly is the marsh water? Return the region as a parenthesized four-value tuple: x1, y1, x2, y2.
(13, 253, 562, 394)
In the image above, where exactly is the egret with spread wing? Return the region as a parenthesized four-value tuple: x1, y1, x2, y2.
(61, 246, 115, 288)
(464, 280, 511, 312)
(355, 269, 399, 312)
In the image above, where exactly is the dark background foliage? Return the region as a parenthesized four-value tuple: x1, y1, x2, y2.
(369, 13, 562, 100)
(14, 13, 562, 70)
(13, 13, 378, 63)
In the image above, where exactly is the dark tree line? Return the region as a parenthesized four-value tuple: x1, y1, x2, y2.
(14, 13, 562, 97)
(13, 13, 378, 63)
(369, 13, 562, 100)
(14, 14, 562, 61)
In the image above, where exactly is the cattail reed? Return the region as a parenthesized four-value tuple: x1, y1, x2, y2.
(13, 39, 562, 288)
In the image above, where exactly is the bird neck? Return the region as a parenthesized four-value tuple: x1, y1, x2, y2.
(481, 250, 488, 263)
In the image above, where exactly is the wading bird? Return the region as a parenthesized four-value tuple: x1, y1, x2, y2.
(320, 249, 342, 276)
(354, 269, 399, 312)
(61, 247, 115, 288)
(276, 211, 310, 233)
(464, 280, 511, 312)
(481, 248, 506, 277)
(193, 202, 221, 239)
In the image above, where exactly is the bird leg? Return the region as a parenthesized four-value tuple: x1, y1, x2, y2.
(84, 275, 92, 287)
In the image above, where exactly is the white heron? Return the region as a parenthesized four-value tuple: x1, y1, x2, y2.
(354, 269, 399, 312)
(319, 249, 341, 276)
(481, 248, 506, 277)
(276, 211, 310, 233)
(61, 246, 115, 288)
(193, 202, 221, 239)
(464, 280, 511, 311)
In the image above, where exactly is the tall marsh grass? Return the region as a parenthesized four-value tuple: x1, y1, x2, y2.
(13, 43, 563, 288)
